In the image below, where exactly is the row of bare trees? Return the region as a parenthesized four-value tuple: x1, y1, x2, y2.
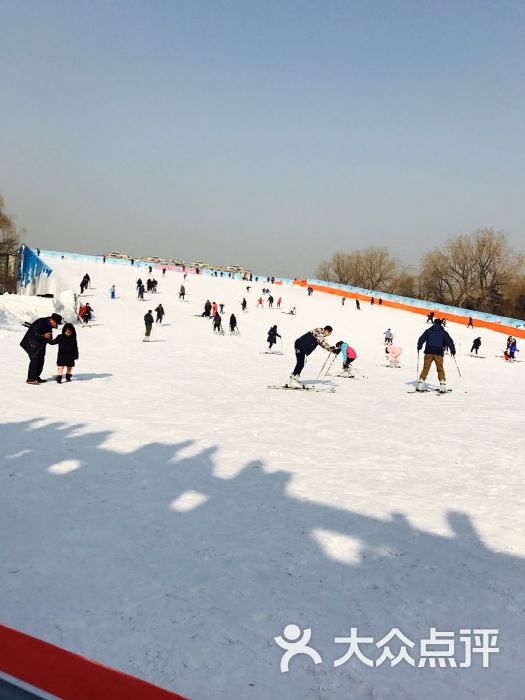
(316, 229, 525, 319)
(0, 196, 22, 254)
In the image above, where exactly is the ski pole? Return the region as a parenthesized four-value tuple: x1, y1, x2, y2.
(416, 350, 420, 379)
(453, 354, 462, 378)
(316, 353, 331, 380)
(325, 353, 338, 376)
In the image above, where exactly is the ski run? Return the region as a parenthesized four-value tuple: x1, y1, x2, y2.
(1, 253, 524, 700)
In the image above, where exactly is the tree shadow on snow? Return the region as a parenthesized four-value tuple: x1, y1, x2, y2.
(0, 418, 523, 700)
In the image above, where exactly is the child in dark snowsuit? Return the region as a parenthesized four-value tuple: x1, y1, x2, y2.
(267, 325, 281, 349)
(213, 314, 223, 333)
(49, 323, 79, 382)
(471, 337, 482, 355)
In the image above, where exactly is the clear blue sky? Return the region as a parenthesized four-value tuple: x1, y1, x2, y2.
(1, 0, 524, 276)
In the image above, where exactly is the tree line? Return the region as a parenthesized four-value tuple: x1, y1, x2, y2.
(0, 196, 22, 254)
(316, 229, 525, 320)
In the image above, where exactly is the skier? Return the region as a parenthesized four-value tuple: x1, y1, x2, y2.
(179, 285, 186, 300)
(211, 302, 218, 316)
(155, 304, 165, 323)
(508, 339, 519, 360)
(202, 300, 212, 317)
(257, 297, 264, 308)
(467, 316, 474, 328)
(385, 345, 402, 367)
(355, 299, 360, 310)
(219, 302, 225, 314)
(277, 297, 282, 309)
(20, 313, 62, 384)
(287, 307, 296, 315)
(109, 285, 116, 299)
(138, 283, 145, 300)
(378, 298, 383, 306)
(162, 268, 166, 276)
(289, 326, 335, 388)
(334, 340, 357, 375)
(144, 310, 154, 341)
(268, 295, 274, 309)
(81, 303, 93, 324)
(213, 313, 223, 334)
(49, 323, 79, 383)
(148, 265, 152, 274)
(470, 337, 481, 355)
(229, 314, 238, 334)
(136, 278, 143, 290)
(416, 319, 456, 392)
(384, 329, 394, 345)
(79, 276, 87, 295)
(267, 325, 281, 350)
(426, 311, 435, 323)
(241, 298, 247, 312)
(370, 297, 375, 305)
(341, 297, 346, 306)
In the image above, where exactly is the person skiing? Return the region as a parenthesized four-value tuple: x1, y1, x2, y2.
(219, 302, 225, 314)
(81, 303, 93, 324)
(334, 340, 357, 375)
(162, 268, 166, 276)
(470, 337, 481, 355)
(268, 295, 274, 309)
(241, 298, 247, 312)
(257, 297, 264, 308)
(179, 285, 186, 300)
(49, 323, 79, 383)
(508, 339, 519, 360)
(289, 326, 335, 388)
(155, 304, 165, 323)
(370, 297, 375, 305)
(229, 314, 238, 334)
(426, 311, 435, 323)
(136, 278, 143, 290)
(385, 345, 402, 367)
(212, 313, 223, 334)
(341, 297, 346, 306)
(378, 298, 383, 306)
(109, 285, 116, 299)
(416, 319, 456, 392)
(144, 310, 154, 341)
(467, 316, 474, 329)
(20, 313, 62, 384)
(355, 299, 360, 310)
(138, 283, 145, 300)
(267, 325, 281, 350)
(202, 300, 212, 317)
(384, 329, 394, 345)
(277, 297, 282, 309)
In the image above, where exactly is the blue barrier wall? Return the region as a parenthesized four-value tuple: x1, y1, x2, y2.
(18, 245, 53, 290)
(306, 278, 525, 331)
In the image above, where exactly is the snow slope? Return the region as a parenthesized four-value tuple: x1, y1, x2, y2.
(1, 256, 524, 699)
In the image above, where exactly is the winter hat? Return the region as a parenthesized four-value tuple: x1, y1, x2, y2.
(50, 313, 63, 325)
(433, 318, 443, 326)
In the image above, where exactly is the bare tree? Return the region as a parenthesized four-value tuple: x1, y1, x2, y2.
(315, 259, 334, 282)
(0, 196, 22, 253)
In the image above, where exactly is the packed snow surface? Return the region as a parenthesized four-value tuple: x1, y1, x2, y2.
(1, 256, 524, 699)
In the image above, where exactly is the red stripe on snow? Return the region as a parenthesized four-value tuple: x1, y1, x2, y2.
(0, 624, 189, 700)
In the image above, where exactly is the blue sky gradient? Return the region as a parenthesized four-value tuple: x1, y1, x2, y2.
(1, 0, 524, 276)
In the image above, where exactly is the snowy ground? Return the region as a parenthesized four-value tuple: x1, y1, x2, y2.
(1, 257, 524, 699)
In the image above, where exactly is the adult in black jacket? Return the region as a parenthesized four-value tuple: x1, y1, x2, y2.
(49, 323, 79, 382)
(155, 304, 165, 323)
(289, 326, 335, 387)
(229, 314, 238, 334)
(144, 310, 154, 341)
(416, 319, 456, 392)
(267, 325, 281, 349)
(471, 337, 482, 355)
(20, 313, 62, 384)
(202, 300, 212, 317)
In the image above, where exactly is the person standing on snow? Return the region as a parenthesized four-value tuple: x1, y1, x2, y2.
(229, 314, 238, 334)
(355, 299, 360, 310)
(20, 313, 63, 384)
(212, 313, 223, 334)
(109, 285, 116, 299)
(268, 295, 274, 308)
(241, 298, 247, 312)
(202, 300, 212, 317)
(289, 326, 335, 388)
(155, 304, 165, 323)
(470, 337, 482, 355)
(416, 319, 456, 392)
(257, 297, 264, 308)
(277, 297, 282, 309)
(49, 323, 79, 383)
(267, 325, 281, 350)
(384, 328, 394, 345)
(144, 310, 154, 341)
(179, 285, 186, 300)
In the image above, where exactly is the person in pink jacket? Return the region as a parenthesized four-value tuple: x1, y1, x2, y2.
(385, 345, 402, 367)
(334, 341, 357, 375)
